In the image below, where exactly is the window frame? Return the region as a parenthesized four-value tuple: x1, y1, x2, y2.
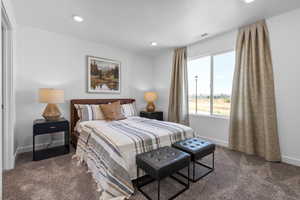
(188, 49, 235, 118)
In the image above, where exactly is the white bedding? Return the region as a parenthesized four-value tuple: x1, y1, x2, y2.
(75, 116, 195, 199)
(76, 116, 194, 178)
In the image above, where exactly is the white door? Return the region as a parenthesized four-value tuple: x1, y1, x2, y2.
(0, 18, 3, 200)
(1, 19, 5, 171)
(1, 4, 14, 172)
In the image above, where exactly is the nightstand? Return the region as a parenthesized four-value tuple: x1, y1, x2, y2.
(140, 111, 163, 121)
(33, 118, 70, 161)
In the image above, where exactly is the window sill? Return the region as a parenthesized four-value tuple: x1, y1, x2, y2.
(189, 113, 229, 120)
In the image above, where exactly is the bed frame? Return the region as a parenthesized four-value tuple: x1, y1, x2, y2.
(70, 98, 136, 148)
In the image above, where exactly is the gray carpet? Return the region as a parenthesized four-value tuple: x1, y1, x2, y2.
(4, 147, 300, 200)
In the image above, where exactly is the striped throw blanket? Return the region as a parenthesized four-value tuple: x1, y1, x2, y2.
(74, 117, 195, 200)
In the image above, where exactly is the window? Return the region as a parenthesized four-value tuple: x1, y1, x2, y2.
(188, 51, 235, 116)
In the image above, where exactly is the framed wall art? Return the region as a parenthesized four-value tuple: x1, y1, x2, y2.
(87, 56, 121, 93)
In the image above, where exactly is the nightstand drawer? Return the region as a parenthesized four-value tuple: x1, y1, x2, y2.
(140, 111, 163, 121)
(34, 122, 68, 134)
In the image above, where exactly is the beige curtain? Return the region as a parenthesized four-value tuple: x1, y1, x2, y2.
(168, 47, 189, 125)
(229, 20, 281, 162)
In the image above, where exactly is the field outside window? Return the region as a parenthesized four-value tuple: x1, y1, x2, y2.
(188, 51, 235, 117)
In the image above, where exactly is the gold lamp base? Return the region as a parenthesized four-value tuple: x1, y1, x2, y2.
(146, 102, 156, 112)
(42, 103, 61, 121)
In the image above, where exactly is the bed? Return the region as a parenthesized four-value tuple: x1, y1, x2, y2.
(71, 99, 195, 200)
(70, 99, 137, 147)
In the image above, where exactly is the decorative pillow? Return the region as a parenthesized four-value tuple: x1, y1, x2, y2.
(100, 101, 126, 121)
(121, 103, 137, 117)
(74, 104, 105, 122)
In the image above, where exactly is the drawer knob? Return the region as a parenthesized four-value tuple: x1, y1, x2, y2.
(50, 126, 56, 129)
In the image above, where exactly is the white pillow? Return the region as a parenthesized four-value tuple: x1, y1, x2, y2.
(121, 103, 137, 117)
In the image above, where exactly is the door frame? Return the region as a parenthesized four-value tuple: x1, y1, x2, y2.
(2, 2, 14, 170)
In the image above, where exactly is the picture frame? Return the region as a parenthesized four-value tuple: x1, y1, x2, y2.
(87, 56, 121, 93)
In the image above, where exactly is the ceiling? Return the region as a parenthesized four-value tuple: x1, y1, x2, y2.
(11, 0, 300, 55)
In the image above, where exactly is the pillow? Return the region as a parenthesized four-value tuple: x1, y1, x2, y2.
(100, 101, 126, 121)
(121, 103, 137, 117)
(74, 104, 105, 122)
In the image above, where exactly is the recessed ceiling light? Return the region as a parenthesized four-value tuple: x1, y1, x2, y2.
(151, 42, 158, 46)
(151, 42, 157, 46)
(73, 15, 84, 22)
(244, 0, 255, 4)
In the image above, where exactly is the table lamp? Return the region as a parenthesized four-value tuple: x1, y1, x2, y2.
(39, 88, 64, 121)
(144, 92, 158, 112)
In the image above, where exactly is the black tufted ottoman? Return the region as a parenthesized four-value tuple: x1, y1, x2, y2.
(136, 146, 190, 200)
(172, 138, 215, 182)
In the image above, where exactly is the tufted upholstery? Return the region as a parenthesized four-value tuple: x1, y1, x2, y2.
(136, 146, 190, 179)
(172, 138, 215, 161)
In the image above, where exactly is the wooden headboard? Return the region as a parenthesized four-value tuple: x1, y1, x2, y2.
(70, 98, 135, 147)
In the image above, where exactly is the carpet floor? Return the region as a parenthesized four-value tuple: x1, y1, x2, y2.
(3, 147, 300, 200)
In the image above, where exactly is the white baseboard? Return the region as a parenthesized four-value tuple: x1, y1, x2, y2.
(196, 135, 300, 167)
(3, 152, 16, 171)
(16, 140, 65, 154)
(282, 156, 300, 167)
(197, 135, 229, 148)
(12, 151, 17, 169)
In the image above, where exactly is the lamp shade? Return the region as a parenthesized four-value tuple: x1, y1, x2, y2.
(39, 88, 64, 104)
(144, 92, 158, 102)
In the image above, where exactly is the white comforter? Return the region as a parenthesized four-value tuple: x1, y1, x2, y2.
(75, 116, 195, 200)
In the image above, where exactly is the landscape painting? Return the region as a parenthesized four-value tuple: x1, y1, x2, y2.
(87, 56, 121, 93)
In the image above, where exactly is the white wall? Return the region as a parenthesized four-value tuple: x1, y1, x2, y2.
(188, 31, 237, 59)
(152, 49, 173, 119)
(267, 8, 300, 166)
(153, 8, 300, 166)
(15, 26, 153, 151)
